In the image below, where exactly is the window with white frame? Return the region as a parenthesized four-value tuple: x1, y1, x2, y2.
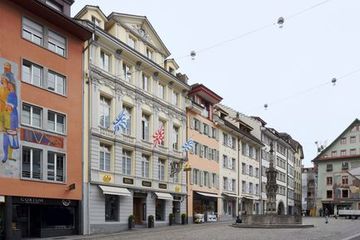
(142, 73, 150, 91)
(193, 169, 199, 185)
(22, 17, 43, 46)
(22, 147, 42, 180)
(173, 125, 179, 150)
(47, 71, 65, 95)
(232, 179, 236, 192)
(100, 51, 110, 72)
(158, 83, 165, 100)
(249, 182, 253, 194)
(204, 171, 209, 187)
(99, 143, 111, 171)
(141, 113, 150, 141)
(91, 15, 101, 27)
(122, 105, 132, 135)
(22, 60, 42, 87)
(242, 181, 246, 193)
(223, 155, 228, 168)
(99, 96, 111, 129)
(232, 158, 236, 170)
(146, 48, 153, 60)
(122, 63, 132, 82)
(223, 177, 228, 190)
(47, 111, 65, 134)
(48, 30, 65, 56)
(158, 119, 166, 146)
(141, 154, 150, 178)
(158, 159, 166, 181)
(22, 103, 42, 128)
(173, 91, 179, 107)
(122, 150, 132, 175)
(47, 152, 65, 182)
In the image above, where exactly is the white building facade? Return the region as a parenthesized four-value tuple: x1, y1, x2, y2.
(77, 6, 190, 234)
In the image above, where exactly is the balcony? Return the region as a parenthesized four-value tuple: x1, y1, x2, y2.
(188, 101, 205, 114)
(121, 134, 135, 145)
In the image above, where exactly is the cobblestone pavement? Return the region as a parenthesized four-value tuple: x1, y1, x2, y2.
(45, 217, 360, 240)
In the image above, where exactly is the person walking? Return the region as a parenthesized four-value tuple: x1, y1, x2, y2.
(324, 207, 329, 224)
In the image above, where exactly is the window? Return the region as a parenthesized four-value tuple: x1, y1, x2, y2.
(158, 83, 165, 100)
(249, 165, 253, 176)
(48, 30, 65, 56)
(223, 177, 228, 190)
(255, 184, 259, 195)
(122, 105, 132, 135)
(211, 127, 217, 139)
(326, 177, 332, 185)
(232, 179, 236, 192)
(350, 136, 356, 144)
(340, 137, 347, 144)
(100, 51, 110, 72)
(22, 17, 43, 45)
(249, 182, 253, 194)
(48, 111, 65, 134)
(242, 163, 246, 174)
(99, 96, 111, 129)
(204, 172, 209, 187)
(146, 48, 153, 60)
(141, 154, 150, 178)
(232, 158, 236, 170)
(242, 181, 246, 193)
(342, 189, 349, 198)
(22, 104, 42, 128)
(326, 164, 333, 172)
(141, 113, 150, 141)
(91, 16, 101, 27)
(122, 63, 132, 82)
(193, 169, 199, 185)
(22, 60, 42, 87)
(155, 199, 165, 221)
(342, 162, 349, 170)
(326, 190, 332, 198)
(122, 150, 132, 175)
(99, 144, 111, 171)
(47, 152, 64, 182)
(340, 149, 346, 156)
(223, 133, 228, 146)
(128, 36, 136, 49)
(47, 71, 65, 95)
(342, 176, 348, 185)
(212, 173, 216, 187)
(45, 0, 63, 12)
(105, 195, 119, 221)
(173, 91, 179, 106)
(158, 159, 165, 181)
(22, 147, 42, 179)
(331, 151, 337, 157)
(223, 155, 228, 168)
(255, 167, 259, 177)
(350, 149, 356, 155)
(173, 126, 179, 150)
(231, 137, 236, 149)
(141, 73, 149, 91)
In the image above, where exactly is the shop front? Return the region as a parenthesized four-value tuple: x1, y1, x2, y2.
(193, 192, 219, 222)
(221, 194, 237, 221)
(11, 196, 79, 238)
(0, 196, 4, 240)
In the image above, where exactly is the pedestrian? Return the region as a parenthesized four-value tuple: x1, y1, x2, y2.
(324, 208, 329, 224)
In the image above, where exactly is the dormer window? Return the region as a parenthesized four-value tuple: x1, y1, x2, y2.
(168, 67, 175, 75)
(45, 0, 63, 12)
(91, 16, 101, 27)
(128, 36, 136, 49)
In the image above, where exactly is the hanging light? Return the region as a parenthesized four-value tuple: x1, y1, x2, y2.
(277, 17, 285, 28)
(331, 77, 337, 86)
(264, 104, 268, 110)
(190, 50, 196, 60)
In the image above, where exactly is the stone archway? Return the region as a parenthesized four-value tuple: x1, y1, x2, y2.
(277, 201, 285, 215)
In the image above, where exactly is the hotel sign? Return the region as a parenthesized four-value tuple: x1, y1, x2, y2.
(142, 181, 152, 187)
(123, 178, 134, 185)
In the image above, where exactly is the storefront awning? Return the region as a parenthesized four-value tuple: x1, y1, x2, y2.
(242, 195, 259, 200)
(196, 192, 221, 198)
(222, 193, 238, 198)
(155, 192, 173, 201)
(99, 185, 131, 197)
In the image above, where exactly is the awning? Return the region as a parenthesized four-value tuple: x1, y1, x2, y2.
(99, 185, 131, 197)
(0, 196, 4, 203)
(155, 192, 173, 201)
(196, 191, 221, 198)
(242, 195, 259, 200)
(222, 193, 238, 198)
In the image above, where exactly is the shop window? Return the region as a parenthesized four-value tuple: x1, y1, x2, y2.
(42, 206, 75, 229)
(22, 147, 42, 180)
(105, 195, 119, 222)
(155, 199, 165, 221)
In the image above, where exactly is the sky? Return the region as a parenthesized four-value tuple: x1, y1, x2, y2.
(72, 0, 360, 167)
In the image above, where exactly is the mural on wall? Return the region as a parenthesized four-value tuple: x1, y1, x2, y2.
(20, 128, 64, 149)
(0, 58, 20, 178)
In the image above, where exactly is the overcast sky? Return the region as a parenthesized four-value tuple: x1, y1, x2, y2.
(72, 0, 360, 167)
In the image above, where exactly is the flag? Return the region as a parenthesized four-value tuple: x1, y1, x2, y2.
(113, 110, 128, 133)
(182, 139, 194, 152)
(153, 126, 165, 146)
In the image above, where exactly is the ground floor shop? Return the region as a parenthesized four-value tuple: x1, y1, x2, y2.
(219, 194, 237, 221)
(241, 196, 260, 215)
(1, 196, 79, 240)
(88, 184, 186, 234)
(192, 191, 219, 223)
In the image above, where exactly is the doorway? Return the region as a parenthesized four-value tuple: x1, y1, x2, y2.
(173, 201, 180, 224)
(277, 201, 285, 215)
(133, 198, 145, 225)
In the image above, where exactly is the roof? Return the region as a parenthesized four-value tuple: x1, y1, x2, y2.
(313, 119, 360, 162)
(74, 5, 108, 20)
(189, 84, 223, 104)
(13, 0, 92, 41)
(348, 167, 360, 180)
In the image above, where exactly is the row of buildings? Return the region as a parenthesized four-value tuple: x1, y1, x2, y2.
(302, 119, 360, 216)
(0, 1, 303, 239)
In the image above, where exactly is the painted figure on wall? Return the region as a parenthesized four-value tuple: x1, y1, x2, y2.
(0, 58, 20, 177)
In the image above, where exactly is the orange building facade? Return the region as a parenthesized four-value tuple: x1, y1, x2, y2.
(186, 84, 222, 222)
(0, 0, 90, 239)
